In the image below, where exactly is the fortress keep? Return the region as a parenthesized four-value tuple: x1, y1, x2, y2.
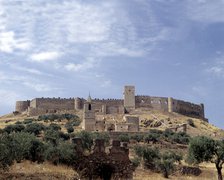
(15, 85, 206, 121)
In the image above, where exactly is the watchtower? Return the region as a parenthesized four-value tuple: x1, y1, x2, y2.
(123, 85, 135, 112)
(83, 94, 96, 131)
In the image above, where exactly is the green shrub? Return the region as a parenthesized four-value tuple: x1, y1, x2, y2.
(130, 134, 144, 142)
(170, 132, 190, 144)
(3, 124, 25, 134)
(48, 123, 61, 131)
(131, 157, 141, 168)
(38, 114, 80, 125)
(118, 133, 130, 142)
(0, 133, 14, 169)
(44, 129, 60, 145)
(75, 131, 93, 151)
(66, 126, 74, 133)
(187, 119, 195, 127)
(26, 123, 45, 135)
(29, 139, 45, 162)
(10, 132, 37, 163)
(15, 121, 22, 125)
(59, 132, 70, 141)
(23, 118, 34, 124)
(44, 141, 75, 166)
(92, 132, 110, 144)
(144, 133, 160, 143)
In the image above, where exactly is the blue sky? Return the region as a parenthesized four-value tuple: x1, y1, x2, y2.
(0, 0, 224, 128)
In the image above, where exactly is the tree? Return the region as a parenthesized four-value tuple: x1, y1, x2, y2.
(0, 133, 14, 169)
(44, 141, 75, 165)
(75, 131, 93, 151)
(10, 132, 37, 162)
(26, 123, 45, 135)
(187, 136, 224, 180)
(134, 145, 159, 169)
(118, 134, 130, 142)
(155, 151, 182, 178)
(3, 124, 25, 134)
(130, 134, 144, 142)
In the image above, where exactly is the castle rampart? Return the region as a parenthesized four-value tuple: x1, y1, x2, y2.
(15, 100, 30, 112)
(30, 98, 74, 111)
(170, 98, 205, 119)
(135, 96, 168, 111)
(14, 85, 206, 121)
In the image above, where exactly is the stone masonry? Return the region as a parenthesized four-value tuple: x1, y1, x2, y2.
(15, 85, 207, 122)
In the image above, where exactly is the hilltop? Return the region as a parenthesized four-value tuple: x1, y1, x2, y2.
(0, 109, 223, 179)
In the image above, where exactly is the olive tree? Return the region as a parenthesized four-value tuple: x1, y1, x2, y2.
(187, 136, 224, 180)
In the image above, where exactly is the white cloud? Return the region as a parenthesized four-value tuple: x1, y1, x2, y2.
(30, 51, 61, 62)
(0, 89, 21, 106)
(192, 86, 207, 96)
(23, 82, 53, 92)
(64, 58, 96, 72)
(0, 30, 30, 53)
(187, 0, 224, 23)
(0, 1, 31, 53)
(205, 55, 224, 78)
(100, 80, 112, 88)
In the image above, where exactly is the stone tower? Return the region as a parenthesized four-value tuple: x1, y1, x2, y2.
(168, 97, 174, 113)
(123, 85, 135, 112)
(83, 94, 95, 131)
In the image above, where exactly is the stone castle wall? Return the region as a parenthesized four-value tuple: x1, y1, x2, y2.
(171, 98, 204, 119)
(135, 95, 204, 119)
(15, 100, 30, 112)
(135, 96, 168, 111)
(93, 99, 124, 114)
(30, 97, 74, 110)
(14, 86, 205, 120)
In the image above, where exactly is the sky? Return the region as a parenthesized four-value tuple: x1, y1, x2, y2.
(0, 0, 224, 128)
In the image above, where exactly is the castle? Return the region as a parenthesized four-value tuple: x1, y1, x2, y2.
(15, 85, 207, 131)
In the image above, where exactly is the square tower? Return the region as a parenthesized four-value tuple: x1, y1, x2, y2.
(123, 85, 135, 112)
(83, 98, 96, 131)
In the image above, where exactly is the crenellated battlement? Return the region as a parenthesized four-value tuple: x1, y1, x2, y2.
(14, 85, 206, 121)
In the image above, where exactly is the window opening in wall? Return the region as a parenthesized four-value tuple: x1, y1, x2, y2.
(88, 104, 91, 110)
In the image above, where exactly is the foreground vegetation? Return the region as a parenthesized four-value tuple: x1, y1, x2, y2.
(0, 113, 223, 179)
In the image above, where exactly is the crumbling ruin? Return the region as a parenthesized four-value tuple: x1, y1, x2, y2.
(73, 138, 134, 180)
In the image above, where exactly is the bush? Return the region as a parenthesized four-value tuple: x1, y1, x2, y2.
(44, 129, 60, 145)
(75, 131, 93, 151)
(134, 145, 159, 169)
(134, 145, 181, 178)
(118, 134, 130, 142)
(23, 118, 34, 124)
(10, 132, 37, 163)
(29, 139, 45, 162)
(163, 129, 174, 138)
(15, 121, 22, 125)
(187, 119, 195, 127)
(130, 134, 144, 142)
(144, 133, 160, 143)
(38, 114, 81, 125)
(44, 141, 75, 166)
(48, 123, 61, 131)
(59, 132, 70, 141)
(170, 132, 190, 144)
(26, 123, 45, 135)
(66, 126, 74, 133)
(92, 132, 110, 144)
(3, 124, 25, 134)
(0, 133, 14, 169)
(131, 157, 141, 168)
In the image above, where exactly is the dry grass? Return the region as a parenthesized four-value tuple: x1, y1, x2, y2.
(133, 163, 222, 180)
(3, 160, 78, 179)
